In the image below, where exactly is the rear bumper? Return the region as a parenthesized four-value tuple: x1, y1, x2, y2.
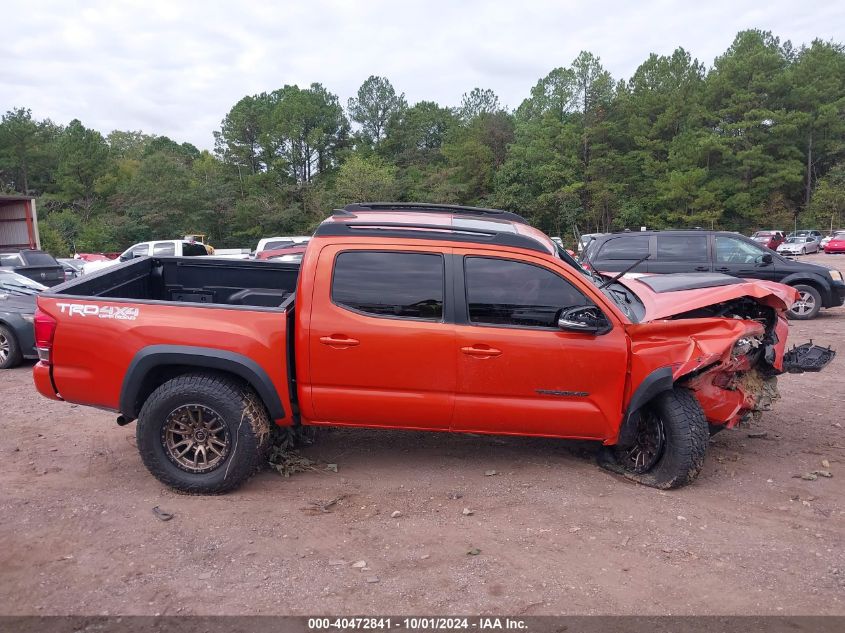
(33, 362, 62, 401)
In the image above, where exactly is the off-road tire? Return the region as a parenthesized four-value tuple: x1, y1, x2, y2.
(600, 389, 709, 489)
(0, 325, 22, 369)
(787, 284, 822, 320)
(136, 372, 271, 494)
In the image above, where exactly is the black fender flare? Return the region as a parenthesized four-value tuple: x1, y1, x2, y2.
(119, 345, 285, 420)
(778, 272, 833, 305)
(616, 366, 674, 447)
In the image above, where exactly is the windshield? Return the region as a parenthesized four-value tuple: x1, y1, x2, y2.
(753, 232, 773, 238)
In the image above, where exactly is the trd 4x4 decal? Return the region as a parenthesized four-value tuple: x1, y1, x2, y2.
(56, 303, 140, 321)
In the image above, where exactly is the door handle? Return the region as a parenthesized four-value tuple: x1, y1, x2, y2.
(695, 266, 709, 271)
(461, 345, 502, 358)
(319, 335, 360, 348)
(716, 267, 730, 272)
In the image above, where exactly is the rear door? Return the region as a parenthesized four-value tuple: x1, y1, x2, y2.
(306, 245, 456, 430)
(593, 235, 652, 273)
(451, 251, 628, 439)
(650, 234, 711, 274)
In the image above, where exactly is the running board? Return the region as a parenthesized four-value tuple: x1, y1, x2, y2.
(782, 342, 835, 373)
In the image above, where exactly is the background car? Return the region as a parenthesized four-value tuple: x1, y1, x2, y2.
(255, 240, 310, 261)
(820, 231, 844, 250)
(778, 236, 819, 255)
(0, 249, 65, 287)
(787, 229, 823, 244)
(824, 231, 845, 254)
(0, 270, 44, 369)
(57, 258, 85, 280)
(583, 229, 845, 319)
(254, 236, 311, 257)
(750, 230, 786, 250)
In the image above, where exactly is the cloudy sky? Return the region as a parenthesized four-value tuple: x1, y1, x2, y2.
(3, 0, 843, 149)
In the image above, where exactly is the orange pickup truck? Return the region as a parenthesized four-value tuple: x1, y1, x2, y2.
(32, 203, 833, 493)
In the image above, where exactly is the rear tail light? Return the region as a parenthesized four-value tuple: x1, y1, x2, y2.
(34, 308, 57, 364)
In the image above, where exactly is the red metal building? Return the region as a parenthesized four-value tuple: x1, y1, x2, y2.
(0, 195, 40, 250)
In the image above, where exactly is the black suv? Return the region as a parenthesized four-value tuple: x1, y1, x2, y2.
(583, 230, 845, 319)
(0, 249, 65, 287)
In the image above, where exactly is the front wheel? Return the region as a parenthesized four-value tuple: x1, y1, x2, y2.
(136, 373, 271, 494)
(600, 389, 708, 489)
(788, 284, 822, 320)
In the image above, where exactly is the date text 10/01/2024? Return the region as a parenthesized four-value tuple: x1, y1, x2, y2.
(307, 618, 528, 630)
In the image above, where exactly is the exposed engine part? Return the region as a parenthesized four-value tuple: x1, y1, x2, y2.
(783, 342, 836, 373)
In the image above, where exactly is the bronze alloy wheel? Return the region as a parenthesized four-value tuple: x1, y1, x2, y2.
(161, 404, 230, 473)
(615, 408, 666, 474)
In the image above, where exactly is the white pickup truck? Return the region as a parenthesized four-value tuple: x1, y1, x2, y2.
(83, 240, 211, 275)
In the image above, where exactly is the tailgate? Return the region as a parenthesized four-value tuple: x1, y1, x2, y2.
(16, 265, 65, 287)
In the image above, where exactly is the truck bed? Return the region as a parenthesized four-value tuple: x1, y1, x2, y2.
(56, 256, 300, 308)
(35, 256, 299, 422)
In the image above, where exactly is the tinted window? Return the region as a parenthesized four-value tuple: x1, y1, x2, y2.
(152, 242, 176, 256)
(332, 251, 444, 320)
(264, 240, 296, 251)
(465, 257, 589, 328)
(183, 243, 208, 257)
(598, 236, 650, 260)
(131, 244, 149, 258)
(21, 251, 58, 266)
(656, 235, 708, 261)
(715, 236, 764, 263)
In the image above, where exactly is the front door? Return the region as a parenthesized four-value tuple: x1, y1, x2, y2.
(307, 246, 456, 430)
(451, 252, 629, 440)
(713, 235, 778, 280)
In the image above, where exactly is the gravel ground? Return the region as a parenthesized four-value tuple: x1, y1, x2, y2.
(0, 253, 843, 615)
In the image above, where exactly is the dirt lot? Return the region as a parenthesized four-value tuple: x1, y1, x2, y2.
(1, 253, 844, 616)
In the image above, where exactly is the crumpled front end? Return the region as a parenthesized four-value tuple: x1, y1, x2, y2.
(627, 295, 834, 430)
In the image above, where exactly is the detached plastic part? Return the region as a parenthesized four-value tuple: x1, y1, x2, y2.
(782, 341, 835, 373)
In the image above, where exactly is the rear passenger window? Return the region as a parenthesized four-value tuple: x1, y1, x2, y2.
(332, 251, 444, 320)
(465, 257, 589, 328)
(598, 236, 650, 259)
(183, 243, 208, 256)
(152, 242, 176, 256)
(657, 235, 708, 261)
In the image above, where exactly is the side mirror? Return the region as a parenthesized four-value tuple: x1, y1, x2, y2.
(557, 306, 611, 335)
(119, 255, 130, 262)
(758, 253, 773, 265)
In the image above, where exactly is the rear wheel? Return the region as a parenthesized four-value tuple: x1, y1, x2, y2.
(136, 373, 271, 494)
(601, 389, 708, 489)
(0, 325, 22, 369)
(788, 284, 821, 320)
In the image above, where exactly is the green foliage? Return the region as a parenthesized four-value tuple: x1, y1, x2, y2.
(1, 29, 844, 254)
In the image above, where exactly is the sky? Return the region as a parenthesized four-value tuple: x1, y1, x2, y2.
(2, 0, 843, 150)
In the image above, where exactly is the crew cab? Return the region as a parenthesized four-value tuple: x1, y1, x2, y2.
(32, 203, 833, 493)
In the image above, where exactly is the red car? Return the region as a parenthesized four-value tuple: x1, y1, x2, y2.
(824, 232, 845, 254)
(255, 244, 309, 262)
(750, 231, 786, 250)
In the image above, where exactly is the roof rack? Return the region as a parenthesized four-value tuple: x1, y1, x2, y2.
(314, 221, 549, 254)
(336, 202, 529, 225)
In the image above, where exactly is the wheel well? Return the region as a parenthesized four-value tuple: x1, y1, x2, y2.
(120, 346, 286, 421)
(787, 279, 825, 303)
(131, 365, 260, 420)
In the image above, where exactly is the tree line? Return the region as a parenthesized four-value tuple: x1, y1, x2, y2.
(1, 29, 843, 256)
